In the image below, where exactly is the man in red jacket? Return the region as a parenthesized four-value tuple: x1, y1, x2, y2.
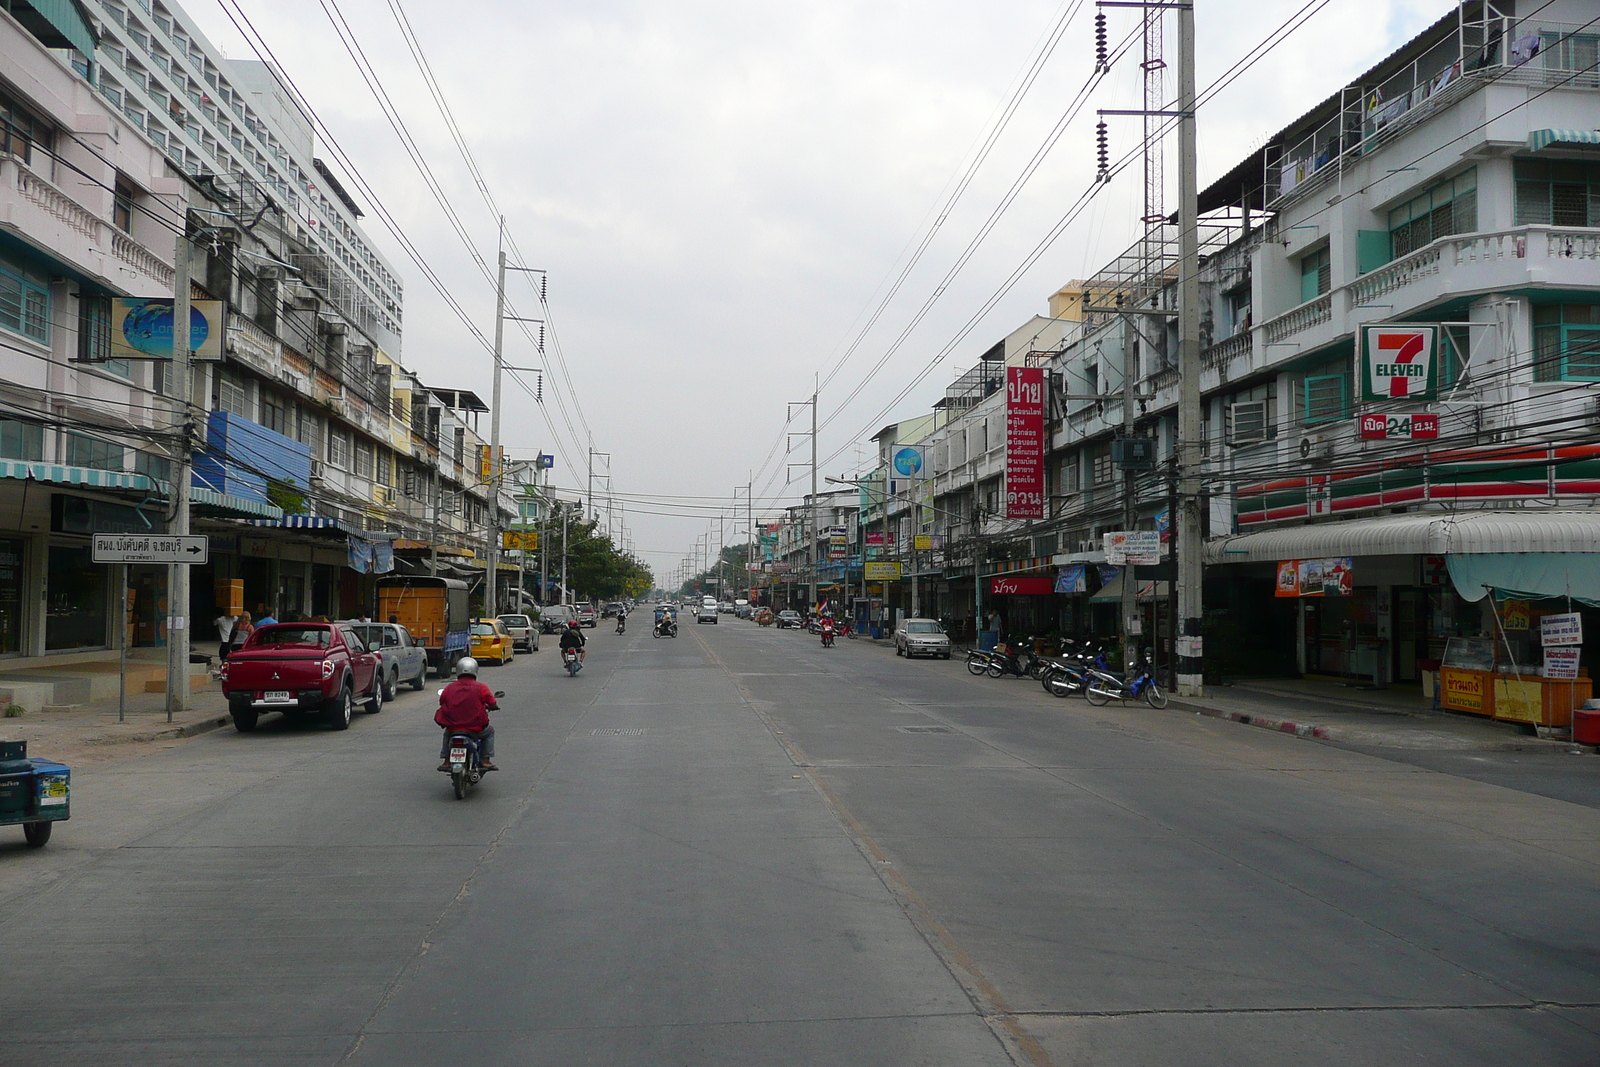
(435, 657, 498, 771)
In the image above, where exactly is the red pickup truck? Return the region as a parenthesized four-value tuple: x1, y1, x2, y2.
(220, 623, 383, 732)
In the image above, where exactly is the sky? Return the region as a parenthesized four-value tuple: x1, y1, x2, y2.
(185, 0, 1447, 579)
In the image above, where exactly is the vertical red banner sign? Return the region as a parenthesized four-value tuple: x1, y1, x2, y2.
(1005, 365, 1045, 518)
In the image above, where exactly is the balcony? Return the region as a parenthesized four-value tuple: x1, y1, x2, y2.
(2, 158, 173, 293)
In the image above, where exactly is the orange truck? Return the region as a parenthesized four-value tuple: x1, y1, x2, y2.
(376, 576, 470, 677)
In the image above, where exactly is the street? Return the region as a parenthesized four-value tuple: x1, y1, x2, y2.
(3, 621, 1598, 1067)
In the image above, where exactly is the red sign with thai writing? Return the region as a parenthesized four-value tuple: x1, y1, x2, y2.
(1358, 413, 1439, 439)
(1005, 365, 1045, 518)
(991, 576, 1054, 596)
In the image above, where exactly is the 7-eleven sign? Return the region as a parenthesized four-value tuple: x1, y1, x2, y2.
(1361, 325, 1438, 401)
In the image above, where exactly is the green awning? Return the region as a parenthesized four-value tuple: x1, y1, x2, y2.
(1527, 129, 1600, 152)
(7, 0, 97, 58)
(0, 460, 150, 491)
(190, 486, 283, 519)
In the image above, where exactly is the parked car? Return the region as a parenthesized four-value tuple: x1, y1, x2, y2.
(496, 613, 540, 652)
(697, 603, 719, 624)
(894, 618, 952, 660)
(469, 618, 515, 665)
(219, 622, 382, 732)
(540, 604, 576, 633)
(377, 575, 471, 678)
(343, 621, 431, 697)
(775, 610, 802, 629)
(575, 603, 598, 628)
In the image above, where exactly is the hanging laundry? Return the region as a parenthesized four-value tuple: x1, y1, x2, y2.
(1510, 34, 1542, 66)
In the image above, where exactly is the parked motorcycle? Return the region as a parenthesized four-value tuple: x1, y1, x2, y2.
(1084, 651, 1168, 708)
(985, 639, 1048, 680)
(965, 648, 995, 675)
(440, 689, 504, 800)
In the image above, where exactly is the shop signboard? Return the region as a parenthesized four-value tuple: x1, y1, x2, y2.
(1541, 612, 1583, 646)
(1360, 324, 1438, 401)
(912, 534, 933, 550)
(1275, 558, 1354, 597)
(1544, 647, 1581, 679)
(1104, 530, 1160, 566)
(1004, 366, 1045, 518)
(828, 526, 848, 560)
(1500, 599, 1530, 630)
(1055, 564, 1087, 594)
(108, 299, 225, 361)
(1358, 413, 1439, 439)
(864, 562, 902, 580)
(991, 575, 1053, 596)
(1422, 555, 1448, 585)
(501, 531, 539, 550)
(865, 532, 896, 545)
(1441, 668, 1486, 712)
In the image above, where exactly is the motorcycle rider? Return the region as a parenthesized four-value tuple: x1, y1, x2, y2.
(435, 657, 497, 772)
(559, 619, 587, 669)
(819, 616, 836, 647)
(616, 606, 627, 634)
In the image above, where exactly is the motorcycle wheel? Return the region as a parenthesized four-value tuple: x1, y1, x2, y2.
(452, 770, 466, 800)
(1085, 683, 1112, 706)
(1144, 683, 1169, 709)
(985, 662, 1005, 679)
(966, 657, 987, 676)
(1047, 676, 1078, 698)
(1026, 659, 1047, 681)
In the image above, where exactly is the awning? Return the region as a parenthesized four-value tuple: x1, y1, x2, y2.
(1090, 576, 1170, 603)
(1205, 510, 1600, 564)
(250, 515, 340, 529)
(0, 461, 151, 491)
(1447, 553, 1600, 607)
(1527, 129, 1600, 152)
(190, 486, 284, 519)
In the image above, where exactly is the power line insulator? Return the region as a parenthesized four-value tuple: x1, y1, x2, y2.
(1094, 12, 1109, 73)
(1096, 121, 1109, 183)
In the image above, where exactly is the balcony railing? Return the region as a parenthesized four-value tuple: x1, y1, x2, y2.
(1203, 330, 1251, 369)
(1261, 293, 1331, 346)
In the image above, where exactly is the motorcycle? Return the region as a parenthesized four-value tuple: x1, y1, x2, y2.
(653, 618, 678, 638)
(561, 647, 583, 676)
(1084, 651, 1168, 708)
(1038, 645, 1093, 698)
(820, 625, 835, 648)
(440, 689, 504, 800)
(965, 648, 995, 676)
(616, 615, 627, 634)
(985, 639, 1048, 680)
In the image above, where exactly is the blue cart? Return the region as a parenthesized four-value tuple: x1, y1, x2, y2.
(1, 740, 70, 848)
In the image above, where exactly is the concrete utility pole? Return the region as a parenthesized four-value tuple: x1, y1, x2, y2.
(165, 223, 193, 721)
(486, 241, 506, 618)
(1176, 3, 1204, 696)
(560, 500, 569, 605)
(1121, 309, 1139, 677)
(810, 381, 818, 612)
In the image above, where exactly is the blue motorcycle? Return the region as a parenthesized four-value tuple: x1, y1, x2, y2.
(1084, 651, 1168, 708)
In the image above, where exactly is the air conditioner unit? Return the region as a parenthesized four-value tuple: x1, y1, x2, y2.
(1227, 400, 1269, 447)
(1298, 431, 1335, 461)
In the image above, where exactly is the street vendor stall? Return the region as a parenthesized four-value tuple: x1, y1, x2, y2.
(1438, 630, 1592, 728)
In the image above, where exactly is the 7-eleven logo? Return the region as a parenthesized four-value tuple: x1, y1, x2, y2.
(1367, 327, 1434, 399)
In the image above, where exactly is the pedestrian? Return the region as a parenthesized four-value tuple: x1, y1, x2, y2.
(214, 611, 238, 661)
(254, 603, 278, 627)
(232, 610, 254, 651)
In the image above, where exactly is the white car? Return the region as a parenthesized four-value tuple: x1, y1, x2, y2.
(894, 619, 951, 659)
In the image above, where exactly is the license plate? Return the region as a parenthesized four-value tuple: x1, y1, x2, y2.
(263, 690, 291, 701)
(450, 748, 468, 759)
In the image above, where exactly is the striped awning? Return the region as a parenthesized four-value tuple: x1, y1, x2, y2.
(250, 515, 340, 529)
(0, 461, 152, 491)
(1205, 510, 1600, 564)
(191, 487, 283, 519)
(1527, 128, 1600, 151)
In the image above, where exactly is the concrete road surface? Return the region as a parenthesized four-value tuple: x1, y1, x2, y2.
(1, 621, 1596, 1066)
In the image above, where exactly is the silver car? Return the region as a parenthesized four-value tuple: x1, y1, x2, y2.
(496, 613, 540, 653)
(342, 622, 431, 695)
(894, 619, 951, 659)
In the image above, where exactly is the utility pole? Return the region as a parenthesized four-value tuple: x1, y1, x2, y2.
(165, 222, 193, 721)
(536, 468, 547, 606)
(1120, 307, 1139, 677)
(486, 238, 506, 618)
(1176, 3, 1203, 695)
(560, 500, 569, 605)
(811, 381, 818, 614)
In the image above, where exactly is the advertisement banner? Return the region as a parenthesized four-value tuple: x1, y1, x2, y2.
(1105, 530, 1160, 566)
(1361, 324, 1437, 401)
(892, 446, 924, 477)
(500, 531, 539, 550)
(1544, 647, 1581, 679)
(991, 575, 1053, 596)
(1277, 558, 1353, 596)
(1097, 564, 1121, 588)
(1004, 365, 1045, 518)
(864, 561, 902, 580)
(109, 299, 225, 361)
(1540, 612, 1583, 646)
(1275, 560, 1300, 597)
(1055, 564, 1087, 594)
(912, 534, 932, 551)
(1500, 599, 1530, 630)
(865, 531, 895, 546)
(828, 526, 848, 560)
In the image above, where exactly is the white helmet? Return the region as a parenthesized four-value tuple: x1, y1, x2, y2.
(455, 657, 479, 678)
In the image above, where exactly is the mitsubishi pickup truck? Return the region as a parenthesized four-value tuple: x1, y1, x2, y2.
(220, 622, 383, 733)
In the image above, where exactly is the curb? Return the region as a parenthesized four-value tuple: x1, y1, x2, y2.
(1169, 698, 1337, 741)
(79, 712, 232, 747)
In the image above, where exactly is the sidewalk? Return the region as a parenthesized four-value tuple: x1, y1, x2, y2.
(1168, 677, 1584, 752)
(0, 681, 232, 765)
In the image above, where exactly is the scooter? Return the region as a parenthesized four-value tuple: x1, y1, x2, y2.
(965, 648, 996, 676)
(985, 640, 1047, 680)
(1084, 651, 1168, 708)
(653, 618, 678, 638)
(616, 614, 627, 634)
(440, 689, 504, 800)
(820, 625, 835, 648)
(562, 647, 583, 676)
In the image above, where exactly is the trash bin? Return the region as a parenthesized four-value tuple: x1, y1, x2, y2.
(979, 630, 999, 652)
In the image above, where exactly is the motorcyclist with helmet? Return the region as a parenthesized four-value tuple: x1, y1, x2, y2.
(559, 619, 587, 670)
(435, 657, 498, 772)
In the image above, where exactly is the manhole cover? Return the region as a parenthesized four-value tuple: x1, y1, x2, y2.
(897, 725, 953, 734)
(590, 728, 646, 737)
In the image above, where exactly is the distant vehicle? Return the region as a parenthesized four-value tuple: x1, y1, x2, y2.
(893, 618, 951, 660)
(575, 603, 598, 628)
(220, 622, 382, 732)
(718, 601, 734, 614)
(602, 602, 625, 618)
(343, 621, 431, 697)
(469, 619, 515, 665)
(697, 603, 719, 624)
(775, 610, 802, 629)
(540, 604, 576, 633)
(496, 613, 540, 652)
(377, 576, 471, 678)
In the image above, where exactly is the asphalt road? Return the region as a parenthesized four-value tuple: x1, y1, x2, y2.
(1, 619, 1597, 1066)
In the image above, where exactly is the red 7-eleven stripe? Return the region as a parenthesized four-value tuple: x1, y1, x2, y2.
(1379, 331, 1427, 397)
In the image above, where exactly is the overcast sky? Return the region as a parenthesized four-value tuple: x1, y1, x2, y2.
(188, 0, 1444, 576)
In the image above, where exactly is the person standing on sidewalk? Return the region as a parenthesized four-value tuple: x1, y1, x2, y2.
(231, 611, 254, 653)
(214, 613, 238, 662)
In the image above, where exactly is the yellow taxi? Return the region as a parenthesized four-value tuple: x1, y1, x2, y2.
(469, 618, 514, 666)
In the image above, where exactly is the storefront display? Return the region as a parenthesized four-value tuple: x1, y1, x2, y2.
(46, 544, 107, 651)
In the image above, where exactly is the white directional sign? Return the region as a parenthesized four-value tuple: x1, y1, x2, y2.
(92, 533, 209, 565)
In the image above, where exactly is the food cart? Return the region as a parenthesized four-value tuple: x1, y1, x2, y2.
(0, 740, 70, 847)
(1438, 635, 1592, 728)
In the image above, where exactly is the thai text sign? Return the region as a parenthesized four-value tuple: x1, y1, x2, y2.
(1544, 647, 1581, 679)
(1105, 531, 1160, 566)
(864, 562, 902, 580)
(501, 531, 539, 550)
(1004, 366, 1045, 518)
(1441, 668, 1486, 712)
(828, 526, 848, 560)
(1359, 413, 1439, 439)
(991, 575, 1053, 595)
(1541, 612, 1583, 646)
(1361, 325, 1437, 401)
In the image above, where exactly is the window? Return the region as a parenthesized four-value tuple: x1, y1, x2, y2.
(259, 391, 289, 435)
(0, 86, 53, 165)
(1533, 304, 1600, 382)
(0, 258, 49, 344)
(217, 372, 247, 418)
(1226, 283, 1252, 336)
(134, 451, 171, 482)
(376, 448, 391, 486)
(328, 429, 350, 469)
(113, 180, 136, 232)
(46, 545, 106, 651)
(1091, 443, 1115, 485)
(1514, 159, 1600, 227)
(0, 419, 43, 460)
(77, 294, 127, 377)
(1302, 367, 1349, 425)
(1388, 168, 1477, 257)
(1226, 382, 1277, 445)
(1059, 452, 1080, 494)
(1299, 247, 1331, 302)
(353, 439, 373, 479)
(1539, 32, 1600, 87)
(65, 432, 125, 470)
